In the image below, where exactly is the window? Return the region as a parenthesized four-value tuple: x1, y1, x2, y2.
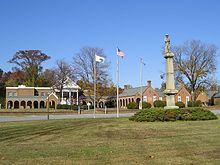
(178, 96, 181, 102)
(8, 92, 12, 96)
(13, 92, 17, 96)
(186, 96, 190, 102)
(34, 89, 39, 96)
(41, 92, 45, 96)
(153, 96, 157, 102)
(143, 96, 147, 102)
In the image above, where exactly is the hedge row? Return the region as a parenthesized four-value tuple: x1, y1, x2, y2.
(129, 108, 218, 122)
(57, 104, 94, 110)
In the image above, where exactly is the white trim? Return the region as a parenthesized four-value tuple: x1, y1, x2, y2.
(153, 96, 157, 102)
(35, 87, 52, 90)
(47, 92, 58, 100)
(6, 86, 51, 90)
(178, 96, 181, 102)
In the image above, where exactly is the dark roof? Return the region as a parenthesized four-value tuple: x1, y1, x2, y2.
(205, 90, 218, 99)
(155, 88, 165, 97)
(119, 86, 147, 97)
(213, 92, 220, 98)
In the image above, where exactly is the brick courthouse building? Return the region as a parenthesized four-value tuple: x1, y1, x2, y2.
(5, 78, 80, 109)
(118, 81, 191, 108)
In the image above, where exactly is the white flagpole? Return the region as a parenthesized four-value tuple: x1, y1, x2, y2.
(116, 55, 119, 118)
(93, 58, 96, 118)
(140, 58, 143, 109)
(140, 58, 146, 109)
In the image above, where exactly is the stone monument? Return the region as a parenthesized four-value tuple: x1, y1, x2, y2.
(163, 34, 179, 109)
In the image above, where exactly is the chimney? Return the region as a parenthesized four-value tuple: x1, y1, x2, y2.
(147, 80, 152, 87)
(124, 85, 132, 90)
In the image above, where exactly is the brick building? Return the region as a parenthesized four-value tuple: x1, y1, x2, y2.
(175, 84, 191, 106)
(213, 92, 220, 105)
(196, 90, 218, 106)
(119, 81, 191, 108)
(6, 85, 58, 109)
(5, 78, 80, 109)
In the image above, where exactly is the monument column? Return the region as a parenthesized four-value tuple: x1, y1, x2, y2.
(163, 34, 179, 109)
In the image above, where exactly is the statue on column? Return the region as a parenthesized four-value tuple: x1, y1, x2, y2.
(164, 34, 171, 53)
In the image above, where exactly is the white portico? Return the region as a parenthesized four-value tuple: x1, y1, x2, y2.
(57, 77, 80, 105)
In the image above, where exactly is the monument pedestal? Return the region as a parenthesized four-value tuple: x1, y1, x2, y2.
(164, 95, 179, 109)
(163, 34, 179, 109)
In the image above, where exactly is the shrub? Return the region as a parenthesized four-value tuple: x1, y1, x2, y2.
(164, 109, 179, 121)
(188, 100, 202, 107)
(175, 101, 185, 108)
(56, 104, 94, 110)
(105, 101, 116, 108)
(142, 102, 152, 109)
(129, 107, 217, 122)
(129, 109, 157, 122)
(127, 102, 138, 109)
(190, 108, 217, 120)
(129, 108, 165, 122)
(57, 104, 76, 110)
(154, 100, 166, 108)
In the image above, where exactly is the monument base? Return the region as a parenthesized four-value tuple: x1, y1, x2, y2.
(164, 105, 179, 109)
(164, 95, 179, 109)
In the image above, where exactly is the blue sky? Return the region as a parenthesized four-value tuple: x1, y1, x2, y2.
(0, 0, 220, 88)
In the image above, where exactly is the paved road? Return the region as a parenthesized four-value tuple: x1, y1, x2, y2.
(210, 110, 220, 115)
(0, 113, 134, 122)
(0, 110, 219, 123)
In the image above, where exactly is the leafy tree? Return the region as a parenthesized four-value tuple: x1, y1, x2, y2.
(38, 69, 56, 87)
(5, 69, 25, 86)
(8, 50, 50, 86)
(173, 40, 217, 101)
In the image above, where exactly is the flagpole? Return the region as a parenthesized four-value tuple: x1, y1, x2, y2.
(93, 58, 96, 118)
(140, 58, 143, 109)
(116, 55, 119, 118)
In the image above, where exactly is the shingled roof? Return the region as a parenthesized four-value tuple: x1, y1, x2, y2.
(155, 88, 165, 97)
(213, 92, 220, 98)
(205, 90, 218, 99)
(119, 86, 147, 97)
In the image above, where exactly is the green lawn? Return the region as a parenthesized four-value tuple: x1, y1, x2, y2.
(0, 117, 220, 165)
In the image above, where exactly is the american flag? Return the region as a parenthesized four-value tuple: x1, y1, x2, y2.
(116, 47, 125, 58)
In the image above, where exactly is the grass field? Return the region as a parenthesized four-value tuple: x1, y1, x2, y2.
(0, 117, 220, 165)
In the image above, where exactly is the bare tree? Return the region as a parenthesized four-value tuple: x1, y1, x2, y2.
(173, 40, 217, 100)
(8, 50, 50, 86)
(53, 59, 74, 101)
(73, 46, 110, 103)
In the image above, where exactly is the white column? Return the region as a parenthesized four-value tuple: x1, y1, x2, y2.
(61, 90, 64, 103)
(69, 90, 71, 105)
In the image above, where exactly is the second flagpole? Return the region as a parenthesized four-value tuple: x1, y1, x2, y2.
(93, 57, 96, 118)
(116, 55, 119, 118)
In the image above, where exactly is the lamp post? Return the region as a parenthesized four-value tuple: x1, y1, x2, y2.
(47, 95, 50, 120)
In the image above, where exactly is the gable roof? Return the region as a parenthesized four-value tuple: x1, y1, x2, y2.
(205, 90, 218, 99)
(119, 86, 147, 97)
(155, 88, 165, 97)
(213, 92, 220, 98)
(63, 77, 80, 89)
(47, 92, 59, 100)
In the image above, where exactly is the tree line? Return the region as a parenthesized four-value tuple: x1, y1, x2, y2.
(0, 46, 116, 108)
(0, 40, 219, 107)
